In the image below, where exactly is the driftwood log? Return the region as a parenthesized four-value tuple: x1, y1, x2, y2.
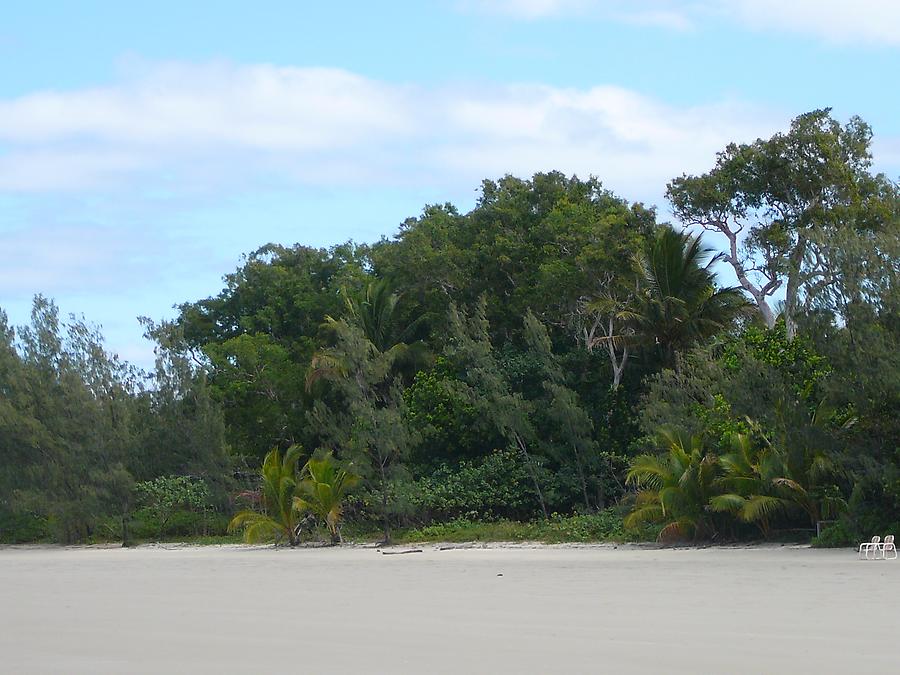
(380, 549, 423, 555)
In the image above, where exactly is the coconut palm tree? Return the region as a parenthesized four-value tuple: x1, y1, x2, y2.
(307, 280, 429, 389)
(341, 280, 416, 353)
(294, 451, 359, 544)
(228, 445, 304, 546)
(625, 429, 720, 542)
(341, 280, 430, 370)
(632, 228, 750, 366)
(305, 281, 428, 546)
(708, 433, 793, 538)
(750, 407, 847, 527)
(709, 422, 846, 537)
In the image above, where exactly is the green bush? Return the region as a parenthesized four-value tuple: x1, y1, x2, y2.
(400, 509, 632, 544)
(811, 520, 855, 548)
(129, 509, 230, 540)
(0, 509, 49, 543)
(134, 476, 214, 539)
(401, 449, 547, 522)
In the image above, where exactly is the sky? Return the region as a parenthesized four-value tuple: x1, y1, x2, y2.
(2, 0, 899, 368)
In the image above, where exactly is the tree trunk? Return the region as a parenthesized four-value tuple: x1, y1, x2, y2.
(571, 440, 592, 512)
(783, 237, 807, 340)
(514, 432, 549, 520)
(379, 462, 392, 544)
(721, 223, 778, 329)
(608, 340, 627, 390)
(121, 513, 131, 548)
(754, 296, 777, 329)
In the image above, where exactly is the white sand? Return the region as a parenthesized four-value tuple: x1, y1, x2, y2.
(1, 544, 896, 674)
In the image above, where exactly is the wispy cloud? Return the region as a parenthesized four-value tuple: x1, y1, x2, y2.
(0, 61, 781, 200)
(616, 9, 693, 31)
(457, 0, 592, 20)
(0, 63, 417, 191)
(459, 0, 694, 28)
(458, 0, 900, 46)
(730, 0, 900, 47)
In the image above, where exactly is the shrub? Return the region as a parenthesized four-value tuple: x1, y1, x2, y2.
(0, 509, 49, 543)
(400, 509, 631, 543)
(402, 449, 547, 522)
(811, 520, 855, 548)
(134, 476, 213, 538)
(129, 509, 230, 540)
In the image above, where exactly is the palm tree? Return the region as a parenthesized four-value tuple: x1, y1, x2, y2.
(306, 281, 427, 546)
(709, 433, 793, 539)
(294, 451, 360, 544)
(750, 407, 847, 527)
(342, 280, 430, 368)
(307, 280, 429, 389)
(625, 429, 720, 542)
(709, 418, 846, 537)
(633, 228, 750, 366)
(228, 446, 304, 546)
(342, 280, 414, 353)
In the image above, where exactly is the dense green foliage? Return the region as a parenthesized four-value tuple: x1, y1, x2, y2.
(2, 110, 897, 546)
(398, 510, 633, 544)
(0, 299, 230, 544)
(134, 476, 214, 540)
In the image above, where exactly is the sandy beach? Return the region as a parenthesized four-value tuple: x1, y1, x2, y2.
(1, 544, 896, 674)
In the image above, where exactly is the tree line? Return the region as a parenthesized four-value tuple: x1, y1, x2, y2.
(2, 109, 897, 545)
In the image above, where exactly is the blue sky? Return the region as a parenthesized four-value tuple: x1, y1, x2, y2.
(2, 0, 898, 367)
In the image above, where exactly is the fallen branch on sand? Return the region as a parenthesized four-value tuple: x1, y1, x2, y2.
(380, 549, 423, 555)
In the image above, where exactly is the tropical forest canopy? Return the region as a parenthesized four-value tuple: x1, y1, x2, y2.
(2, 109, 898, 545)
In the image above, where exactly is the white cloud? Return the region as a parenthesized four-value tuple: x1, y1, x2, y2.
(617, 9, 693, 31)
(0, 61, 782, 201)
(459, 0, 694, 27)
(730, 0, 900, 46)
(457, 0, 592, 19)
(458, 0, 900, 45)
(0, 63, 413, 150)
(437, 84, 777, 196)
(0, 149, 150, 191)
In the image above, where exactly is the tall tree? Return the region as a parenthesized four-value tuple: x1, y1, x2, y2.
(522, 310, 598, 510)
(668, 109, 896, 338)
(339, 280, 430, 379)
(166, 242, 370, 459)
(7, 298, 138, 542)
(372, 172, 654, 344)
(443, 301, 549, 519)
(308, 319, 414, 544)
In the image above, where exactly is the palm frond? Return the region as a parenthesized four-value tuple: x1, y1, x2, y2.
(772, 477, 807, 495)
(709, 493, 746, 513)
(740, 495, 789, 523)
(624, 502, 664, 528)
(657, 518, 696, 543)
(625, 455, 669, 489)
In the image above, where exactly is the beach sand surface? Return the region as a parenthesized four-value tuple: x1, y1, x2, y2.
(1, 544, 896, 674)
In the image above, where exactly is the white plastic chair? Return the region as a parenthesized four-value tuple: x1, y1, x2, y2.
(877, 534, 897, 560)
(859, 535, 880, 559)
